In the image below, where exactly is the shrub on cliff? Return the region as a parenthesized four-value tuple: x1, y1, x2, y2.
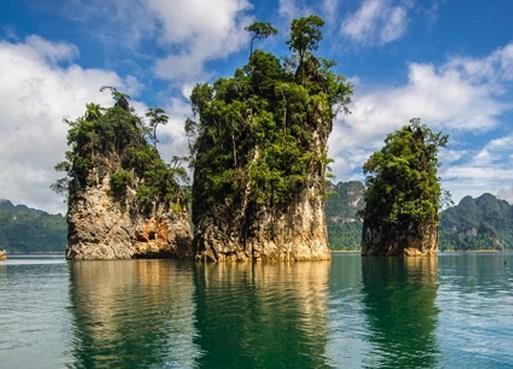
(53, 88, 187, 213)
(362, 118, 448, 232)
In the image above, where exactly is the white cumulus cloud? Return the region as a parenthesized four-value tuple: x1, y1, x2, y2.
(328, 41, 513, 203)
(149, 0, 253, 82)
(341, 0, 411, 45)
(0, 36, 139, 213)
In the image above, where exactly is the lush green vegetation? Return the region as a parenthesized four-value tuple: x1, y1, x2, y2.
(362, 119, 448, 232)
(53, 87, 187, 212)
(187, 16, 351, 223)
(440, 193, 513, 250)
(0, 200, 66, 253)
(326, 181, 364, 249)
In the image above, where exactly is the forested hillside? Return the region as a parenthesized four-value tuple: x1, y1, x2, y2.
(0, 200, 66, 253)
(440, 193, 513, 250)
(326, 181, 364, 249)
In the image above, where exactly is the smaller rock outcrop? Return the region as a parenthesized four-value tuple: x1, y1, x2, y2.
(0, 249, 7, 261)
(56, 90, 192, 260)
(360, 119, 447, 257)
(66, 176, 192, 260)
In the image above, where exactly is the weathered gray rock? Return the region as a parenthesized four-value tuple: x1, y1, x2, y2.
(361, 223, 438, 256)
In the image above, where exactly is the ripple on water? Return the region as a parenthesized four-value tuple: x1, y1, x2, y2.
(1, 254, 513, 369)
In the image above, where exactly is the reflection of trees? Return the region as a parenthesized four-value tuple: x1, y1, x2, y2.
(361, 257, 439, 369)
(193, 261, 332, 369)
(68, 260, 198, 369)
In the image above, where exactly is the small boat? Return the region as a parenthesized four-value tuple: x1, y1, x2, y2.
(0, 249, 7, 261)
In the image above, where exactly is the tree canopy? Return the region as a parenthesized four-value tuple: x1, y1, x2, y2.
(244, 21, 278, 57)
(362, 118, 448, 230)
(187, 16, 351, 223)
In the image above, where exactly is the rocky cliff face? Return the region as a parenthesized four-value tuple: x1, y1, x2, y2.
(194, 181, 330, 262)
(361, 223, 438, 256)
(67, 175, 192, 260)
(188, 18, 351, 262)
(60, 95, 192, 260)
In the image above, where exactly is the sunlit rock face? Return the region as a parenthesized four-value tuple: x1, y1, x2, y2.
(67, 175, 192, 260)
(361, 223, 438, 256)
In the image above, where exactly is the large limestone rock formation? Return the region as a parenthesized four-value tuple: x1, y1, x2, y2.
(361, 223, 438, 256)
(67, 176, 192, 260)
(194, 185, 330, 262)
(193, 114, 332, 263)
(189, 17, 351, 262)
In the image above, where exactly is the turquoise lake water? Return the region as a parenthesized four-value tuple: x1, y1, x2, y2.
(0, 253, 512, 369)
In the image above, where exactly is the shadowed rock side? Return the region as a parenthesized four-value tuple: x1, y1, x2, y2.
(59, 94, 192, 260)
(361, 257, 440, 369)
(361, 223, 438, 257)
(193, 261, 332, 369)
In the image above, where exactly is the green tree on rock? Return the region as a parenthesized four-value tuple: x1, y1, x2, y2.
(244, 21, 278, 58)
(146, 107, 169, 149)
(361, 118, 448, 256)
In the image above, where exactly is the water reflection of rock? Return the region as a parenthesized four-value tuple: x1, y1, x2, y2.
(68, 260, 198, 369)
(193, 261, 332, 369)
(361, 257, 440, 369)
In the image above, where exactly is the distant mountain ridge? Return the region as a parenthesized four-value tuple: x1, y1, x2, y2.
(439, 193, 513, 250)
(326, 181, 365, 250)
(325, 182, 513, 250)
(0, 199, 66, 253)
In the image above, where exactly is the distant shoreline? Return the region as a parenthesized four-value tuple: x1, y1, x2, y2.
(6, 252, 64, 255)
(330, 249, 510, 254)
(330, 249, 359, 253)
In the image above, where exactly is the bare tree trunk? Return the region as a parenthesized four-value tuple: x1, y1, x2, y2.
(153, 125, 158, 149)
(232, 132, 238, 167)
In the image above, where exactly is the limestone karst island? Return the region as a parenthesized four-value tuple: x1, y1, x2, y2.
(2, 3, 513, 369)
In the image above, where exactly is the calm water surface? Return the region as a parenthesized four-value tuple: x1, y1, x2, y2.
(0, 253, 512, 369)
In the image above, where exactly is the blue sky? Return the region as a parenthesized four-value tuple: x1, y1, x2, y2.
(1, 0, 513, 213)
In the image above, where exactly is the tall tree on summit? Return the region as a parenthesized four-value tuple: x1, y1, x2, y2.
(244, 21, 278, 58)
